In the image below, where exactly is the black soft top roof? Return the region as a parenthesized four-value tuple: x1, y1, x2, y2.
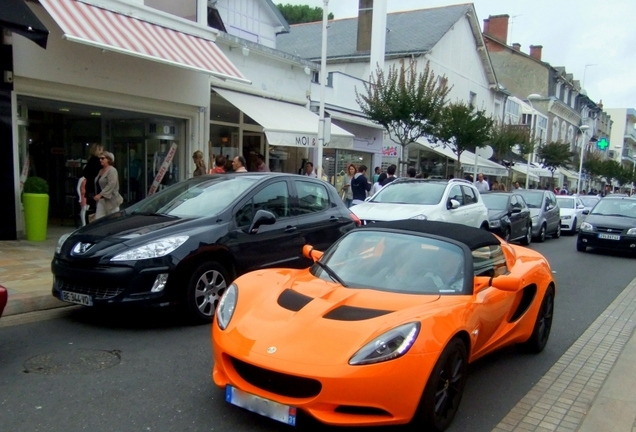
(357, 220, 500, 250)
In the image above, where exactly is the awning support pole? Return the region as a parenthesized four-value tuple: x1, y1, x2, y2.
(316, 0, 329, 179)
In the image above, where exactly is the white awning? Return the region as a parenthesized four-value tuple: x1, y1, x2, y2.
(558, 167, 580, 180)
(412, 140, 508, 176)
(214, 88, 354, 149)
(40, 0, 248, 83)
(325, 110, 385, 129)
(511, 164, 540, 181)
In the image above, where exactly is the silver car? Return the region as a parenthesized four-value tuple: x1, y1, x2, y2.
(517, 190, 561, 242)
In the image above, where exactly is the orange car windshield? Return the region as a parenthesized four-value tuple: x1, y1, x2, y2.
(316, 231, 466, 295)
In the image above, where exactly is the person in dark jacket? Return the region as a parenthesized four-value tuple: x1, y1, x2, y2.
(381, 164, 398, 186)
(81, 143, 103, 220)
(351, 165, 371, 205)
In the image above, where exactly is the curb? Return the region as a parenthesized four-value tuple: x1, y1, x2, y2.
(4, 292, 70, 316)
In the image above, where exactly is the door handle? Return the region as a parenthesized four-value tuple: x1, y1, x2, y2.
(285, 226, 297, 233)
(329, 216, 338, 222)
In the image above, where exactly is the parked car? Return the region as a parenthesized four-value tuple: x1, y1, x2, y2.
(516, 189, 561, 241)
(0, 284, 7, 318)
(556, 196, 585, 234)
(575, 195, 601, 214)
(52, 173, 357, 322)
(577, 196, 636, 253)
(212, 220, 555, 431)
(350, 178, 489, 228)
(481, 192, 532, 244)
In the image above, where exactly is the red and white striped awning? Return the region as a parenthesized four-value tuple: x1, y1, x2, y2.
(39, 0, 248, 83)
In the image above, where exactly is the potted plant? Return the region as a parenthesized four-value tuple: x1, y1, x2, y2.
(22, 176, 49, 241)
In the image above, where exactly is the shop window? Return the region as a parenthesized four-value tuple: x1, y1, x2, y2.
(295, 180, 330, 214)
(145, 0, 197, 21)
(268, 145, 308, 174)
(210, 124, 239, 170)
(210, 93, 240, 123)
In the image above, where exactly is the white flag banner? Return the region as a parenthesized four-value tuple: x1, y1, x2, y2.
(19, 156, 31, 192)
(148, 143, 178, 195)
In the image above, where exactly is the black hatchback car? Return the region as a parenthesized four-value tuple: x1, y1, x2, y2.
(52, 173, 357, 322)
(481, 192, 532, 245)
(577, 196, 636, 253)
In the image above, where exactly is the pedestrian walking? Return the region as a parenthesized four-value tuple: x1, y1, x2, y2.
(93, 151, 123, 220)
(370, 173, 388, 195)
(341, 164, 356, 208)
(192, 150, 206, 176)
(475, 173, 489, 192)
(232, 155, 248, 172)
(209, 155, 226, 173)
(351, 165, 371, 206)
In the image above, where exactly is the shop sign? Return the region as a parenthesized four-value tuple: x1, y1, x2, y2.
(295, 136, 318, 147)
(382, 145, 398, 156)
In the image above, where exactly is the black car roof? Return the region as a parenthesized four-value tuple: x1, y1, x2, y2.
(357, 220, 500, 250)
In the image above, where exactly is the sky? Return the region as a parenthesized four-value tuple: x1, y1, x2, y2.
(282, 0, 636, 109)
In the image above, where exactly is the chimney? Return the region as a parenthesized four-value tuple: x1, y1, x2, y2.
(483, 18, 490, 34)
(529, 45, 543, 61)
(598, 100, 603, 109)
(512, 43, 521, 51)
(484, 14, 509, 44)
(356, 0, 373, 52)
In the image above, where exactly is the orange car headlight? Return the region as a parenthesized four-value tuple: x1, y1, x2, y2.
(349, 322, 420, 365)
(216, 283, 238, 330)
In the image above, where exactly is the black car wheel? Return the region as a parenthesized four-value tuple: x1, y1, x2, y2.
(570, 218, 577, 235)
(576, 241, 587, 252)
(520, 286, 554, 353)
(520, 224, 532, 246)
(186, 262, 229, 323)
(536, 224, 546, 243)
(552, 223, 561, 239)
(412, 338, 468, 432)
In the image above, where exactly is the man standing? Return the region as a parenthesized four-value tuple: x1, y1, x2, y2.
(372, 166, 381, 184)
(351, 165, 371, 205)
(256, 154, 269, 172)
(232, 156, 248, 172)
(304, 161, 317, 178)
(513, 181, 522, 189)
(475, 173, 489, 192)
(407, 167, 417, 178)
(382, 164, 398, 186)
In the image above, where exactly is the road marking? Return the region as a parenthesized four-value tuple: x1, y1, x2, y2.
(0, 306, 80, 328)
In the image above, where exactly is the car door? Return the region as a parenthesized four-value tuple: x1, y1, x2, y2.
(446, 185, 468, 224)
(228, 180, 304, 272)
(292, 179, 350, 262)
(509, 195, 525, 239)
(574, 198, 585, 229)
(546, 192, 560, 233)
(461, 185, 481, 227)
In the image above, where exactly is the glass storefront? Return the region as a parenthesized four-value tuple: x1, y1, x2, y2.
(17, 96, 185, 223)
(406, 144, 455, 179)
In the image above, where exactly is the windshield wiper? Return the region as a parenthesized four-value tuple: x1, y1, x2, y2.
(314, 261, 348, 287)
(595, 213, 627, 217)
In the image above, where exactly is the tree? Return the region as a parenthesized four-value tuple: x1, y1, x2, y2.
(276, 3, 333, 24)
(489, 122, 532, 163)
(537, 142, 573, 187)
(434, 101, 494, 177)
(355, 59, 450, 160)
(583, 153, 604, 186)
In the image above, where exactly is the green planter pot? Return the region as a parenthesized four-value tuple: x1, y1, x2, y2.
(23, 193, 49, 241)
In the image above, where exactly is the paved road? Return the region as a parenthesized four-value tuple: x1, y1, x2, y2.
(0, 235, 634, 432)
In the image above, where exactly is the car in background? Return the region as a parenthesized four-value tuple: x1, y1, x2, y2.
(517, 189, 561, 242)
(350, 178, 489, 229)
(212, 220, 555, 431)
(556, 196, 585, 234)
(0, 284, 7, 318)
(577, 196, 636, 253)
(576, 195, 601, 213)
(52, 173, 357, 322)
(481, 192, 532, 244)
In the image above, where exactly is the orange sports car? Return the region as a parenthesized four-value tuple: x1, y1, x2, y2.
(212, 220, 555, 431)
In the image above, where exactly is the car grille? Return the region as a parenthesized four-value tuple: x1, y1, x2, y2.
(55, 278, 125, 300)
(230, 357, 322, 398)
(596, 226, 626, 234)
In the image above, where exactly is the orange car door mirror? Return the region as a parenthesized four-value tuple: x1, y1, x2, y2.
(473, 276, 491, 293)
(490, 274, 523, 292)
(302, 244, 323, 262)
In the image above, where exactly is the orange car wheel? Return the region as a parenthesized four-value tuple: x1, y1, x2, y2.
(520, 286, 554, 353)
(411, 338, 468, 432)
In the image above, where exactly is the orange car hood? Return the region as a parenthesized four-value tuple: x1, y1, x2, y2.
(227, 271, 441, 367)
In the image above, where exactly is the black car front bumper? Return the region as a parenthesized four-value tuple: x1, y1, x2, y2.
(51, 257, 178, 307)
(577, 232, 636, 252)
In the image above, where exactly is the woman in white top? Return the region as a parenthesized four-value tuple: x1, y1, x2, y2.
(370, 173, 388, 196)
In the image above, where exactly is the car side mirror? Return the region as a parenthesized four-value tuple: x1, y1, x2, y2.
(577, 205, 585, 209)
(511, 207, 522, 214)
(491, 274, 523, 292)
(474, 276, 491, 293)
(447, 199, 460, 210)
(583, 209, 590, 215)
(302, 244, 324, 262)
(248, 209, 276, 234)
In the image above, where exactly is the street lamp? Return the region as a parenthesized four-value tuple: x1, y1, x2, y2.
(525, 94, 542, 189)
(576, 124, 590, 194)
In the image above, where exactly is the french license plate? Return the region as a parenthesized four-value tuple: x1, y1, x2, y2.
(60, 291, 93, 306)
(225, 385, 296, 426)
(598, 233, 620, 240)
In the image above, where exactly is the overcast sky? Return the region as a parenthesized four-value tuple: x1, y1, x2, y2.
(283, 0, 635, 109)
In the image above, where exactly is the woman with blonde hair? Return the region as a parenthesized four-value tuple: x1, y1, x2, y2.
(94, 151, 123, 219)
(192, 150, 206, 176)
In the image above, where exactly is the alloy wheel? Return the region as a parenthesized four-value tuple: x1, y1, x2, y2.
(433, 347, 466, 424)
(536, 290, 554, 347)
(194, 270, 227, 317)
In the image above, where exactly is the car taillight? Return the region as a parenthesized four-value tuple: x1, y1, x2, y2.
(349, 211, 362, 226)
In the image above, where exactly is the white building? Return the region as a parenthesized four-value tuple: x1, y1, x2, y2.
(605, 108, 636, 171)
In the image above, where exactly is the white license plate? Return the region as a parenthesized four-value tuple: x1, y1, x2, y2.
(225, 385, 296, 426)
(598, 233, 621, 240)
(60, 291, 93, 306)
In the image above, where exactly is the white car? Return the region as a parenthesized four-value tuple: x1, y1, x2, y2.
(350, 178, 489, 228)
(556, 195, 585, 234)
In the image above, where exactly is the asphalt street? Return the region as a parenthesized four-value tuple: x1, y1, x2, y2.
(1, 234, 635, 432)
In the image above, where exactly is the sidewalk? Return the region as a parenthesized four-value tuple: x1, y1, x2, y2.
(1, 232, 636, 431)
(0, 225, 74, 316)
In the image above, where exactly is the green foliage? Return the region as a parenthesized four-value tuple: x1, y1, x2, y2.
(276, 3, 333, 24)
(23, 176, 49, 195)
(355, 59, 451, 149)
(434, 101, 494, 176)
(537, 142, 573, 177)
(489, 122, 533, 162)
(583, 153, 604, 178)
(600, 159, 633, 185)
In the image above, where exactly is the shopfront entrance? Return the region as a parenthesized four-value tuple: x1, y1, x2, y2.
(16, 96, 186, 225)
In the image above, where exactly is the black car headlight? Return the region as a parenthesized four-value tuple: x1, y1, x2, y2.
(216, 283, 238, 330)
(489, 220, 501, 228)
(349, 322, 420, 365)
(580, 222, 594, 232)
(110, 236, 189, 261)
